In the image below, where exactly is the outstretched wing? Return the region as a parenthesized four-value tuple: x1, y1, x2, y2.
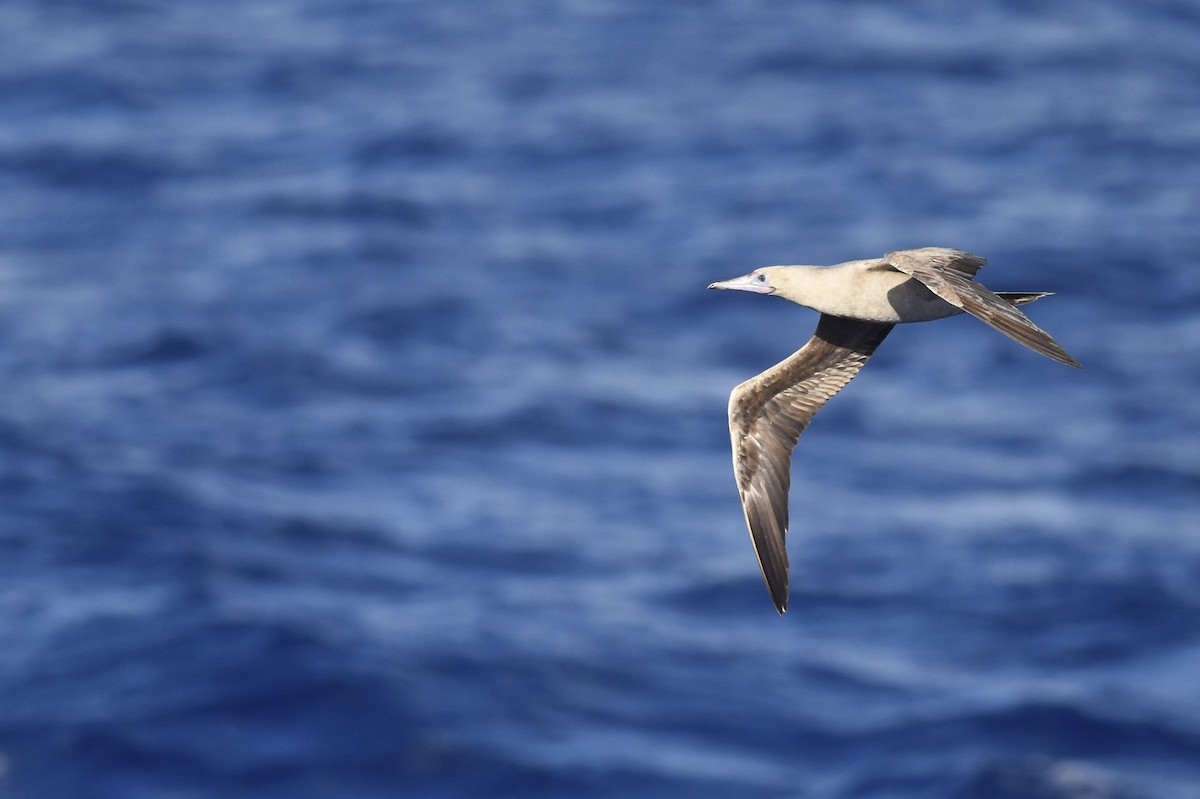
(884, 248, 1081, 368)
(728, 314, 894, 613)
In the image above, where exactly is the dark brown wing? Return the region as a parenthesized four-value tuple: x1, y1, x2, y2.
(884, 248, 1082, 368)
(728, 314, 894, 614)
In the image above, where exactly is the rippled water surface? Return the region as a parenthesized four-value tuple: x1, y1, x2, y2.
(2, 2, 1199, 797)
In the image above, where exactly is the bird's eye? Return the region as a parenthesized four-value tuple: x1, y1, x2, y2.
(756, 273, 767, 283)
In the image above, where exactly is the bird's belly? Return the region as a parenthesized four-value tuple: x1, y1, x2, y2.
(849, 277, 962, 323)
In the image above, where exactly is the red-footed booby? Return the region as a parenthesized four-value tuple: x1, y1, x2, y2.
(708, 247, 1081, 614)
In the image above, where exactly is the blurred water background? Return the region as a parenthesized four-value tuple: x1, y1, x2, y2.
(2, 1, 1200, 797)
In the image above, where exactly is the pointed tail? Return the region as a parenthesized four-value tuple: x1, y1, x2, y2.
(997, 291, 1053, 307)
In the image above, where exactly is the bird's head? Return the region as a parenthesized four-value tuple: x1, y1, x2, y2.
(707, 268, 779, 295)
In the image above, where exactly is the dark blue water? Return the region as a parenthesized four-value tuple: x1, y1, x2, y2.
(2, 2, 1199, 797)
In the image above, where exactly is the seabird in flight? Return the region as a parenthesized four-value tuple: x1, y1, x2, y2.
(708, 247, 1081, 614)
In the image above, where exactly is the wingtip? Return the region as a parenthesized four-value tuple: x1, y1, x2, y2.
(770, 587, 789, 615)
(1051, 349, 1083, 369)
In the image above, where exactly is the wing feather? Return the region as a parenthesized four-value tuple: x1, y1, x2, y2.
(728, 315, 894, 613)
(884, 248, 1081, 368)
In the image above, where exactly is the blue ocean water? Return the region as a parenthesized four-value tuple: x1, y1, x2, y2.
(2, 1, 1200, 797)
